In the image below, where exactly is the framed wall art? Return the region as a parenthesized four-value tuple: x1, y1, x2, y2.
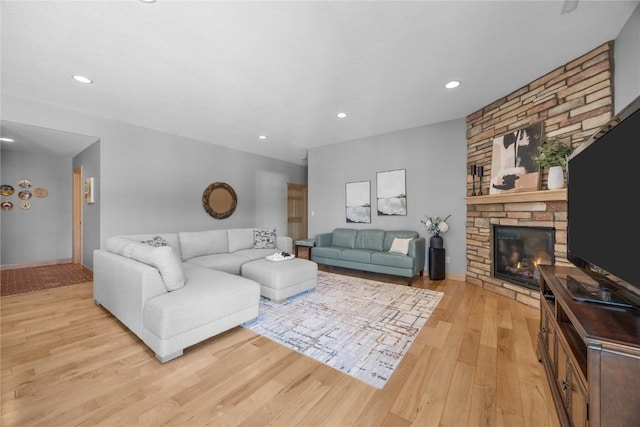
(376, 169, 406, 216)
(489, 122, 544, 194)
(345, 180, 371, 223)
(84, 177, 95, 204)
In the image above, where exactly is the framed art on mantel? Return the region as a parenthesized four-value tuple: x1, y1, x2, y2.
(345, 181, 371, 223)
(489, 122, 543, 194)
(376, 169, 406, 216)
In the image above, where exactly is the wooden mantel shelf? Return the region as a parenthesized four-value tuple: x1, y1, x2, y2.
(466, 188, 567, 205)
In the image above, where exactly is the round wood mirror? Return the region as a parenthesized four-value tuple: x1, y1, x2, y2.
(202, 182, 237, 219)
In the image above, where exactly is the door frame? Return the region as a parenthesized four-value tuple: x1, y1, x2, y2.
(73, 166, 83, 265)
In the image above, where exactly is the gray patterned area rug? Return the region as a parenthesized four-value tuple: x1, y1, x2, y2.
(244, 271, 443, 389)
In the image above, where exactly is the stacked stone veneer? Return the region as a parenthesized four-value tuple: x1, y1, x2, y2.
(465, 42, 614, 308)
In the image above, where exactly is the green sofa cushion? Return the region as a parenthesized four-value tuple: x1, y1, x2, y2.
(312, 246, 343, 259)
(331, 228, 358, 248)
(341, 249, 373, 263)
(371, 252, 415, 269)
(354, 229, 385, 251)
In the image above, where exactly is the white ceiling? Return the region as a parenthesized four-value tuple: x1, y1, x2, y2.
(1, 1, 637, 165)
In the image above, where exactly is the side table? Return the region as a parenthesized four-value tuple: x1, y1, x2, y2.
(294, 239, 316, 260)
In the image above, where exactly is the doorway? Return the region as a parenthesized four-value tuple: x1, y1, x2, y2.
(287, 183, 307, 241)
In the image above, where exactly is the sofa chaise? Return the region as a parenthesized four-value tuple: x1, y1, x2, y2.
(94, 228, 317, 363)
(311, 228, 425, 279)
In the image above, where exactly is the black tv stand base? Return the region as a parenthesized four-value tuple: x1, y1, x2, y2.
(564, 275, 634, 309)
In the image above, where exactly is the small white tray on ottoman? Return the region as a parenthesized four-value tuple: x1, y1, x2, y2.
(242, 258, 317, 302)
(265, 252, 295, 262)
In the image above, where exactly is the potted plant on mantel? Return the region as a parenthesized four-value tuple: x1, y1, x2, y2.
(533, 137, 573, 190)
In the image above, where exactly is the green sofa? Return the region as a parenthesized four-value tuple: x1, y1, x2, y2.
(311, 228, 425, 279)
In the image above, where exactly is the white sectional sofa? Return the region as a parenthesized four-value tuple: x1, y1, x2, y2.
(93, 228, 298, 363)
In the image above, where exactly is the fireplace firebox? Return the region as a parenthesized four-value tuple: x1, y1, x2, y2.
(492, 225, 555, 290)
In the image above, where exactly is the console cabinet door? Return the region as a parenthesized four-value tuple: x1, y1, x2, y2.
(556, 335, 589, 427)
(540, 307, 553, 359)
(568, 364, 588, 427)
(540, 304, 559, 379)
(556, 342, 569, 406)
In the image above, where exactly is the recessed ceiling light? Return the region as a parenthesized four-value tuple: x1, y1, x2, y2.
(445, 80, 461, 89)
(0, 137, 15, 142)
(258, 135, 267, 140)
(72, 75, 93, 84)
(139, 0, 157, 3)
(337, 112, 348, 119)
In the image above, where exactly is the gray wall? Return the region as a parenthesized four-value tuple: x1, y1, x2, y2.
(0, 150, 72, 265)
(307, 118, 468, 276)
(614, 2, 640, 113)
(99, 122, 306, 240)
(73, 140, 101, 269)
(2, 94, 307, 270)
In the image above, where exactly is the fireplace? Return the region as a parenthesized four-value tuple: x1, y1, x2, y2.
(492, 225, 555, 290)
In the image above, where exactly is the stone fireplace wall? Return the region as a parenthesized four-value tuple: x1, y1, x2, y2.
(465, 42, 614, 308)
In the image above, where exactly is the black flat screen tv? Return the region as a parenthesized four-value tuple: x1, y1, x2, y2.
(566, 95, 640, 308)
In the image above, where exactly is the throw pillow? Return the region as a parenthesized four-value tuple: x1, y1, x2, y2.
(254, 228, 277, 249)
(389, 237, 412, 255)
(141, 235, 168, 247)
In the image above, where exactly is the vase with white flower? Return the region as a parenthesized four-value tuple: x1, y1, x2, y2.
(421, 214, 451, 248)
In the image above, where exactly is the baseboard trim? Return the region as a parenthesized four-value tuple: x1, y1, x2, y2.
(81, 264, 94, 276)
(0, 258, 74, 271)
(447, 272, 466, 282)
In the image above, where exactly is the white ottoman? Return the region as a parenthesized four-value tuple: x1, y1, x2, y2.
(241, 258, 317, 302)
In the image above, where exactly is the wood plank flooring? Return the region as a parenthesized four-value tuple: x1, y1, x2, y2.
(1, 268, 560, 426)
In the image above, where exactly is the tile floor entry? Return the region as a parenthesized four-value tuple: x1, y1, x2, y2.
(1, 264, 93, 296)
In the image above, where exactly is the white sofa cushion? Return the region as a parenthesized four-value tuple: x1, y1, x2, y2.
(227, 228, 255, 253)
(143, 268, 260, 339)
(184, 253, 250, 275)
(234, 248, 279, 261)
(179, 230, 228, 261)
(105, 237, 185, 291)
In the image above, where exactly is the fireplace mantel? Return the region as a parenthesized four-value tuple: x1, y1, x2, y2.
(466, 189, 566, 205)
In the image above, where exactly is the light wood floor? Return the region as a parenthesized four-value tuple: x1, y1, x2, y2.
(1, 269, 560, 426)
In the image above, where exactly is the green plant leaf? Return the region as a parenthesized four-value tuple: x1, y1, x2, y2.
(533, 137, 573, 168)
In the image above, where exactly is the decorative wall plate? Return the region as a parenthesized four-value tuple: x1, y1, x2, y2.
(202, 182, 237, 219)
(19, 202, 31, 210)
(0, 185, 14, 196)
(18, 178, 32, 189)
(34, 187, 48, 198)
(1, 201, 13, 211)
(18, 190, 32, 200)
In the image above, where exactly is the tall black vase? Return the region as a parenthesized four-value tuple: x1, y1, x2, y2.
(430, 234, 443, 248)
